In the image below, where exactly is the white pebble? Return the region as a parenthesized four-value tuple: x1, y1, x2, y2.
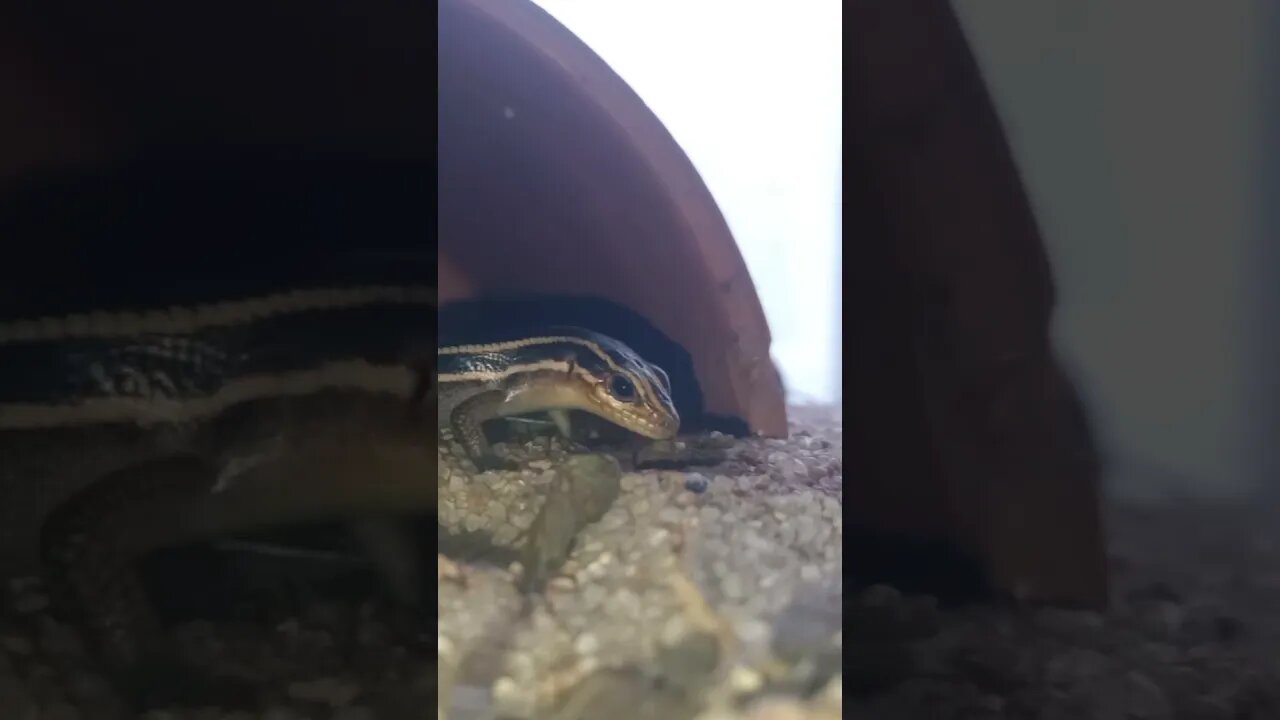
(729, 665, 764, 694)
(722, 574, 744, 600)
(574, 632, 600, 656)
(492, 676, 522, 705)
(657, 507, 685, 525)
(582, 585, 607, 608)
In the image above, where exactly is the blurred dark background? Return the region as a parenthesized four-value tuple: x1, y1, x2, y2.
(0, 2, 435, 318)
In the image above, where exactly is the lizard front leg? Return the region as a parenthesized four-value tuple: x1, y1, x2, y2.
(40, 455, 250, 708)
(450, 390, 519, 472)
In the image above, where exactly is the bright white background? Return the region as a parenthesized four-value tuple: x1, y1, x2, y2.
(534, 1, 1278, 499)
(531, 0, 844, 406)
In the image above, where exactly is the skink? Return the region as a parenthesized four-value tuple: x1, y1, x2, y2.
(0, 285, 437, 698)
(436, 326, 681, 470)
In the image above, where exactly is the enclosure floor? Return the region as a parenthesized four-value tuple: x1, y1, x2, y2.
(847, 496, 1280, 719)
(437, 404, 844, 719)
(4, 407, 1273, 719)
(0, 406, 845, 720)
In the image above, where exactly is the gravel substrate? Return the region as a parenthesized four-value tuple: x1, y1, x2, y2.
(0, 580, 435, 720)
(5, 404, 1279, 719)
(437, 404, 845, 719)
(844, 496, 1280, 720)
(0, 405, 845, 720)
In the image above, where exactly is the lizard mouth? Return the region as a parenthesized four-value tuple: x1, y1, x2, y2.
(606, 406, 680, 440)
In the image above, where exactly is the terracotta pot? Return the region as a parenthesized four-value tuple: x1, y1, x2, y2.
(845, 0, 1108, 606)
(437, 0, 789, 438)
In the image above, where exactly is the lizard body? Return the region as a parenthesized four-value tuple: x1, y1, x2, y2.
(437, 326, 680, 470)
(0, 285, 437, 696)
(1, 284, 682, 706)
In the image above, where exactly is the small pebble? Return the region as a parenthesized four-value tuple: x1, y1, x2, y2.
(41, 701, 79, 720)
(10, 592, 49, 615)
(286, 676, 361, 707)
(0, 635, 31, 656)
(658, 506, 686, 525)
(574, 632, 600, 656)
(684, 475, 709, 493)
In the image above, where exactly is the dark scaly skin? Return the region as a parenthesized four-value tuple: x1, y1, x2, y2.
(0, 289, 438, 706)
(17, 389, 438, 705)
(448, 390, 521, 471)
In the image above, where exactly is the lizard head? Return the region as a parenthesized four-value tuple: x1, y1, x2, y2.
(538, 327, 681, 440)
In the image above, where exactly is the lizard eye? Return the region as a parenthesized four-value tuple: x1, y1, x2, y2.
(607, 374, 637, 402)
